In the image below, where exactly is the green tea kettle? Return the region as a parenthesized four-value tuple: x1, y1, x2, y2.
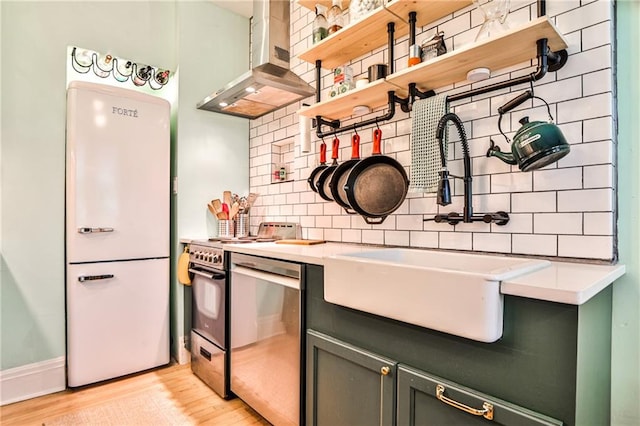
(487, 90, 570, 172)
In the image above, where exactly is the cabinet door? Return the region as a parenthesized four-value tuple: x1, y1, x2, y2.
(397, 365, 563, 426)
(307, 330, 396, 426)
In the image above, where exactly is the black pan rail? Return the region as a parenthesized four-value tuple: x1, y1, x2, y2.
(311, 0, 567, 139)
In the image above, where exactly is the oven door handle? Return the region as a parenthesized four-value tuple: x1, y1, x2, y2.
(232, 265, 300, 290)
(189, 268, 225, 280)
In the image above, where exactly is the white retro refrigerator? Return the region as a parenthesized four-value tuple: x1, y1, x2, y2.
(65, 81, 170, 387)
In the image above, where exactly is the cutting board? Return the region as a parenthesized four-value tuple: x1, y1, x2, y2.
(275, 239, 326, 245)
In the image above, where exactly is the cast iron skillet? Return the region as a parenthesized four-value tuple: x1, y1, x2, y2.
(307, 141, 327, 193)
(317, 137, 340, 201)
(330, 133, 360, 214)
(344, 128, 409, 224)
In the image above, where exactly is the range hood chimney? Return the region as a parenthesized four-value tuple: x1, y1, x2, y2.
(197, 0, 315, 119)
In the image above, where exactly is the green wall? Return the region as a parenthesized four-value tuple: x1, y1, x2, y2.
(0, 1, 248, 371)
(613, 1, 640, 424)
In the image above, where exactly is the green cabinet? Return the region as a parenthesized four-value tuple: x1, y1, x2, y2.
(307, 329, 562, 426)
(305, 264, 612, 426)
(397, 365, 562, 426)
(306, 330, 396, 426)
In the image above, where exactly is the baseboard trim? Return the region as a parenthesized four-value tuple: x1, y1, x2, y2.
(0, 356, 66, 406)
(175, 335, 191, 365)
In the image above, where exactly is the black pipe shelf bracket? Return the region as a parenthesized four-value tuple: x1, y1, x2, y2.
(311, 0, 568, 139)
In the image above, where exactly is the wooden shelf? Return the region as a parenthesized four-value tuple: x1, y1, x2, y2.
(386, 17, 568, 93)
(384, 0, 472, 28)
(298, 78, 403, 119)
(299, 7, 406, 69)
(298, 0, 471, 69)
(297, 0, 351, 11)
(298, 18, 567, 121)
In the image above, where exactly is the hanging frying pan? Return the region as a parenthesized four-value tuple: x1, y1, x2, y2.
(330, 133, 360, 214)
(307, 141, 327, 193)
(317, 137, 340, 201)
(344, 128, 409, 224)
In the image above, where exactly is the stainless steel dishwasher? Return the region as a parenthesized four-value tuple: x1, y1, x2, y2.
(230, 252, 303, 426)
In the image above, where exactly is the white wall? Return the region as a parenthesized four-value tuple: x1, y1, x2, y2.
(0, 0, 248, 400)
(1, 0, 176, 372)
(172, 2, 249, 360)
(247, 0, 638, 424)
(250, 0, 617, 262)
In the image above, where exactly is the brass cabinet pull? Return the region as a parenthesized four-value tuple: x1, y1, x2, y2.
(435, 384, 494, 420)
(380, 366, 390, 376)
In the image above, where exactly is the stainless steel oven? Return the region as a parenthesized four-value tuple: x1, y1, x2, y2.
(189, 241, 229, 399)
(230, 252, 304, 426)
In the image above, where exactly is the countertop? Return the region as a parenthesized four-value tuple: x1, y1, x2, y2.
(187, 240, 625, 306)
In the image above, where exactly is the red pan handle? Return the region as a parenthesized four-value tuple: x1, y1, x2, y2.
(373, 128, 382, 155)
(320, 141, 327, 164)
(351, 134, 360, 160)
(331, 137, 340, 161)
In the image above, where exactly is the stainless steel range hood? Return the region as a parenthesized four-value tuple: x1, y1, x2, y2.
(197, 0, 315, 119)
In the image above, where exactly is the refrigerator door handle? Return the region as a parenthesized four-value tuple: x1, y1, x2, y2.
(78, 274, 115, 283)
(77, 227, 114, 234)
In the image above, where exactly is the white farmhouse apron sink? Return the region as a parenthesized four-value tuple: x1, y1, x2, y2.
(324, 248, 550, 342)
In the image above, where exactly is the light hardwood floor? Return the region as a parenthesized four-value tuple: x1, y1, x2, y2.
(0, 362, 270, 425)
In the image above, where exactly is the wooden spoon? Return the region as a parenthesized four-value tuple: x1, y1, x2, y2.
(229, 202, 240, 220)
(211, 199, 222, 213)
(223, 191, 232, 208)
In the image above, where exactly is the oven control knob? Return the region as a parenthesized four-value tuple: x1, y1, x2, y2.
(206, 254, 213, 262)
(213, 254, 220, 263)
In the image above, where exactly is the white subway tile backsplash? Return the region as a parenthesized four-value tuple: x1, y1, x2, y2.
(245, 0, 616, 261)
(557, 45, 611, 81)
(583, 69, 612, 96)
(333, 215, 352, 229)
(397, 214, 424, 231)
(557, 121, 583, 145)
(583, 117, 612, 142)
(439, 232, 472, 250)
(533, 167, 582, 191)
(582, 21, 612, 51)
(583, 164, 613, 189)
(584, 212, 613, 235)
(362, 229, 384, 245)
(554, 0, 611, 35)
(557, 93, 612, 124)
(534, 212, 583, 234)
(558, 140, 612, 168)
(385, 230, 410, 246)
(535, 77, 582, 104)
(473, 233, 511, 253)
(558, 188, 613, 212)
(513, 234, 558, 256)
(559, 235, 613, 259)
(491, 172, 533, 193)
(315, 214, 332, 228)
(410, 231, 439, 248)
(512, 192, 556, 212)
(498, 213, 533, 234)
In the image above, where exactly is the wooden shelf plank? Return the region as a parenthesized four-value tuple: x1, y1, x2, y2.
(386, 17, 568, 93)
(298, 78, 403, 119)
(299, 7, 406, 69)
(385, 0, 473, 28)
(298, 17, 568, 124)
(298, 0, 352, 11)
(298, 0, 472, 69)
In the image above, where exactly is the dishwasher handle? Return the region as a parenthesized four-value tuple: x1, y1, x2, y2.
(232, 265, 300, 290)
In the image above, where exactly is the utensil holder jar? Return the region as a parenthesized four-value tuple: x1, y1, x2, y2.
(235, 214, 249, 238)
(218, 220, 235, 238)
